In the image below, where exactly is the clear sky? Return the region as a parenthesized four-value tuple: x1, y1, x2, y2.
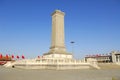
(0, 0, 120, 59)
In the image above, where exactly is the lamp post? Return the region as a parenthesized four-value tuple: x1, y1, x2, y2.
(70, 41, 75, 54)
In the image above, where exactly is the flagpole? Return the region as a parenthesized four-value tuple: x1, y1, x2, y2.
(70, 41, 75, 54)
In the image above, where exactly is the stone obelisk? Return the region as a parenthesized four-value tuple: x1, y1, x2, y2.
(44, 10, 72, 59)
(49, 10, 66, 54)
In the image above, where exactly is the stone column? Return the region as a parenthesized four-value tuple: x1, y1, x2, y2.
(49, 10, 66, 54)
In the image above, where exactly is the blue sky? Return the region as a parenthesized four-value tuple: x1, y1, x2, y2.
(0, 0, 120, 59)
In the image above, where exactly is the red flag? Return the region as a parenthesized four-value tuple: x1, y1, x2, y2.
(0, 54, 2, 58)
(11, 55, 14, 59)
(38, 56, 40, 58)
(42, 56, 45, 58)
(16, 55, 19, 59)
(22, 55, 25, 59)
(99, 54, 101, 56)
(6, 54, 9, 59)
(96, 54, 99, 57)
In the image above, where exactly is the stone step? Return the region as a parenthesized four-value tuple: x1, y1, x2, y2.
(98, 63, 120, 69)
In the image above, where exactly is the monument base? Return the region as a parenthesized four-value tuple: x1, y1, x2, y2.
(43, 51, 73, 59)
(43, 53, 73, 59)
(4, 57, 100, 70)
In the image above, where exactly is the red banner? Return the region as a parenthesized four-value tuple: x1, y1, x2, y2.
(6, 54, 9, 59)
(12, 55, 14, 59)
(22, 55, 25, 59)
(0, 54, 2, 58)
(16, 55, 19, 59)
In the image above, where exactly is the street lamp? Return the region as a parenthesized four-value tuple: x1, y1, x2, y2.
(70, 41, 75, 54)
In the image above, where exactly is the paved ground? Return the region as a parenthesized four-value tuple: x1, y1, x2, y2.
(0, 66, 120, 80)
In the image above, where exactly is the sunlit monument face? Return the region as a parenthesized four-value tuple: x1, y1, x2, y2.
(44, 10, 72, 59)
(49, 10, 66, 54)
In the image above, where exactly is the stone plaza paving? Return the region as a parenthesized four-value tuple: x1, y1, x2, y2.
(0, 66, 120, 80)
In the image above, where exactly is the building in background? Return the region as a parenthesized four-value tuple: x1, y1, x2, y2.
(85, 51, 120, 63)
(85, 54, 112, 63)
(111, 51, 120, 63)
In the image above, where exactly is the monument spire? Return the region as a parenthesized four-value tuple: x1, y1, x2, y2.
(44, 10, 72, 59)
(49, 10, 66, 54)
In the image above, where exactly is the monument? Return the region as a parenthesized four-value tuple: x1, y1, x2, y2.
(4, 10, 100, 70)
(44, 10, 72, 59)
